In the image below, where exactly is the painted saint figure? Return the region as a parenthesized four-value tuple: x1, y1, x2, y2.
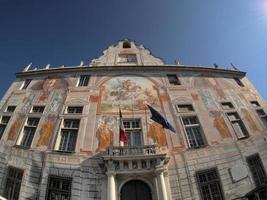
(96, 119, 114, 152)
(148, 122, 167, 147)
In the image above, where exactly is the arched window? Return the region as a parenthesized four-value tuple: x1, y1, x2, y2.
(123, 41, 131, 48)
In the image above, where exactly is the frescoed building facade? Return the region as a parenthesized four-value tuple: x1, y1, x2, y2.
(0, 40, 267, 200)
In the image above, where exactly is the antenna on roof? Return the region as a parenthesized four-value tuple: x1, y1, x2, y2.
(23, 63, 32, 72)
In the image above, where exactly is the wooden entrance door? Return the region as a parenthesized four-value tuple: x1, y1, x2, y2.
(120, 180, 152, 200)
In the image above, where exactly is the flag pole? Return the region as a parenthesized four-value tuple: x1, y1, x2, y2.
(119, 105, 123, 147)
(144, 104, 149, 145)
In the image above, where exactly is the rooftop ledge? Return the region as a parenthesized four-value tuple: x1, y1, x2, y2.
(16, 64, 246, 78)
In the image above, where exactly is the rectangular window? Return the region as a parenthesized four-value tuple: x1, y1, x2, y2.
(6, 106, 16, 113)
(226, 112, 249, 139)
(250, 101, 267, 128)
(4, 167, 23, 200)
(196, 168, 224, 200)
(251, 101, 260, 108)
(167, 74, 181, 85)
(78, 75, 90, 87)
(46, 176, 72, 200)
(247, 154, 267, 187)
(234, 77, 244, 87)
(177, 104, 194, 113)
(56, 119, 80, 152)
(221, 102, 234, 110)
(123, 119, 142, 146)
(117, 54, 137, 63)
(17, 118, 39, 148)
(66, 106, 83, 114)
(21, 79, 31, 90)
(0, 116, 11, 139)
(31, 106, 45, 113)
(181, 116, 205, 148)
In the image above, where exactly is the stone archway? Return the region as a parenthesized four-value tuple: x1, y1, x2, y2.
(120, 180, 152, 200)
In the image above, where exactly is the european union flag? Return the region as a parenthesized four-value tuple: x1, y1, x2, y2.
(147, 105, 176, 133)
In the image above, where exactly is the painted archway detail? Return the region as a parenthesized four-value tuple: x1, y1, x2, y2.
(100, 76, 160, 114)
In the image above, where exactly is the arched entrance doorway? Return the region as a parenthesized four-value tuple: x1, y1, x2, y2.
(120, 180, 152, 200)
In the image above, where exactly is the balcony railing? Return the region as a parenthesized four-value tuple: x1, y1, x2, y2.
(106, 145, 162, 157)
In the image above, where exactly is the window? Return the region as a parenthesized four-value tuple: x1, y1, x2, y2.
(123, 41, 131, 48)
(4, 167, 23, 200)
(247, 154, 267, 187)
(46, 176, 72, 200)
(20, 79, 31, 90)
(196, 168, 224, 200)
(123, 119, 142, 146)
(56, 119, 80, 152)
(226, 112, 249, 139)
(78, 75, 90, 87)
(31, 106, 45, 113)
(0, 116, 11, 139)
(117, 54, 137, 63)
(167, 74, 181, 85)
(177, 104, 194, 113)
(6, 106, 16, 113)
(221, 102, 234, 110)
(17, 118, 39, 148)
(181, 116, 205, 148)
(66, 106, 83, 114)
(251, 101, 260, 108)
(250, 101, 267, 128)
(234, 77, 244, 87)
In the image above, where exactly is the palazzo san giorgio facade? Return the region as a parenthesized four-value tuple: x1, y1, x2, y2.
(0, 40, 267, 200)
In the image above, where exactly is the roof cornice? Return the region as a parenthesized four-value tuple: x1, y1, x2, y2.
(15, 65, 246, 78)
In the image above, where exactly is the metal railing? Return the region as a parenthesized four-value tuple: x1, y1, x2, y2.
(106, 145, 161, 157)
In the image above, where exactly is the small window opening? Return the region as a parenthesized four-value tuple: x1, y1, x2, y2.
(123, 41, 131, 48)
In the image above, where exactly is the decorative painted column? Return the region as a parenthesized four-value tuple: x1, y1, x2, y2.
(107, 171, 116, 200)
(156, 168, 168, 200)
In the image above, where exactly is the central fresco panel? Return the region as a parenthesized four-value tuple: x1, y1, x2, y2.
(100, 76, 160, 114)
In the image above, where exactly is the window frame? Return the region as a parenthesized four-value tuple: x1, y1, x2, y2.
(122, 118, 143, 146)
(226, 111, 249, 139)
(167, 74, 181, 86)
(180, 115, 206, 149)
(196, 167, 225, 200)
(176, 104, 195, 113)
(5, 106, 16, 113)
(77, 75, 90, 87)
(250, 101, 267, 129)
(177, 104, 206, 149)
(0, 115, 11, 139)
(30, 105, 45, 114)
(117, 54, 137, 64)
(220, 102, 235, 110)
(16, 117, 40, 148)
(65, 106, 84, 114)
(20, 79, 32, 90)
(247, 153, 267, 187)
(45, 175, 72, 200)
(4, 166, 24, 200)
(54, 118, 80, 153)
(234, 77, 245, 87)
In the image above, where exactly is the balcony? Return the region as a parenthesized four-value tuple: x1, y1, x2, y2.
(102, 145, 169, 174)
(105, 144, 164, 157)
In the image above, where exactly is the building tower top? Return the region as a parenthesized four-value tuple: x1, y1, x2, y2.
(89, 39, 164, 66)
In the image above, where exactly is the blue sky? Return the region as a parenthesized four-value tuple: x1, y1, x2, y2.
(0, 0, 266, 99)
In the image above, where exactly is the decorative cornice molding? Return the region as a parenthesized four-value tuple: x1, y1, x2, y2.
(16, 65, 246, 78)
